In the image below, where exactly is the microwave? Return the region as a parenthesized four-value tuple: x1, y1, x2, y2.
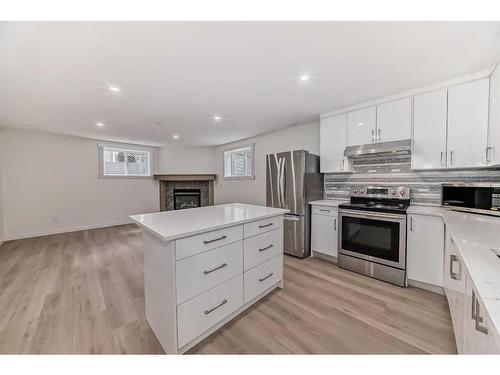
(442, 184, 500, 215)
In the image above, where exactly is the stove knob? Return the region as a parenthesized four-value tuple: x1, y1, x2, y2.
(354, 189, 358, 193)
(391, 191, 396, 195)
(400, 191, 406, 196)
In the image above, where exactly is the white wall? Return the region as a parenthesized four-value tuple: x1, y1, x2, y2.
(214, 121, 320, 205)
(0, 128, 160, 240)
(156, 143, 216, 174)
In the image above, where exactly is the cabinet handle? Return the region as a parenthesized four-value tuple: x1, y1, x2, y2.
(334, 218, 337, 230)
(259, 272, 274, 282)
(486, 146, 494, 163)
(449, 254, 461, 280)
(371, 129, 375, 143)
(258, 244, 273, 252)
(204, 299, 228, 315)
(341, 159, 345, 172)
(203, 262, 228, 275)
(475, 299, 489, 335)
(258, 222, 274, 229)
(377, 129, 381, 142)
(440, 151, 444, 167)
(450, 150, 454, 166)
(203, 235, 227, 244)
(409, 217, 413, 231)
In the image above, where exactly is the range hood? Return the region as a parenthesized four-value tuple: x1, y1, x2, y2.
(344, 139, 411, 159)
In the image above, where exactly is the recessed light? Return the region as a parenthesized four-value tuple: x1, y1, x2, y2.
(213, 115, 222, 121)
(95, 122, 105, 127)
(299, 75, 310, 82)
(172, 134, 180, 140)
(108, 85, 121, 93)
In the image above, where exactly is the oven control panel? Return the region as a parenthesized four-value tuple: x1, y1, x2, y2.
(350, 186, 410, 199)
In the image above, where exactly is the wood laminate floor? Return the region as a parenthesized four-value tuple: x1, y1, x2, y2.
(0, 224, 457, 354)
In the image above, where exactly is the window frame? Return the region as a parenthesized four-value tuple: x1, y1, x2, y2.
(98, 144, 153, 179)
(222, 143, 255, 180)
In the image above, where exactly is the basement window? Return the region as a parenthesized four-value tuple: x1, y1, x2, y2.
(223, 144, 255, 180)
(99, 146, 152, 177)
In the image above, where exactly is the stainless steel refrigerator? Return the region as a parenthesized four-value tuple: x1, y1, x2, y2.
(266, 150, 323, 258)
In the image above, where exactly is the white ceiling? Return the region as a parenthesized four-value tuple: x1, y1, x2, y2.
(1, 22, 500, 146)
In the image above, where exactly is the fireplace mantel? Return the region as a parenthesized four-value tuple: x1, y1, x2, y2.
(154, 174, 216, 181)
(155, 174, 217, 211)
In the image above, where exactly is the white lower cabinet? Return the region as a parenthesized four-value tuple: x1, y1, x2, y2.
(443, 232, 466, 353)
(244, 255, 283, 304)
(311, 205, 338, 258)
(406, 213, 444, 287)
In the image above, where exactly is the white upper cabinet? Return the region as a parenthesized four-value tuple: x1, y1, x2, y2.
(376, 98, 412, 142)
(488, 63, 500, 165)
(347, 106, 376, 146)
(412, 89, 448, 170)
(320, 114, 348, 173)
(447, 78, 490, 168)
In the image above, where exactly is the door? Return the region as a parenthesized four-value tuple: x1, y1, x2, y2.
(311, 210, 338, 257)
(320, 114, 348, 173)
(347, 106, 376, 146)
(266, 151, 305, 215)
(406, 214, 444, 287)
(339, 209, 406, 269)
(447, 78, 489, 168)
(488, 63, 500, 165)
(283, 214, 305, 257)
(376, 98, 412, 142)
(412, 89, 448, 169)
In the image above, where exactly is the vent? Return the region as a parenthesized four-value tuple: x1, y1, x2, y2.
(344, 139, 411, 159)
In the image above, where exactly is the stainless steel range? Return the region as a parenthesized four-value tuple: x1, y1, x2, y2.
(337, 186, 410, 287)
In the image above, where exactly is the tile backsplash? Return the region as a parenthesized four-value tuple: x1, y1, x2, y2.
(324, 155, 500, 205)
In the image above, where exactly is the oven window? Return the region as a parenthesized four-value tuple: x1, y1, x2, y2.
(341, 216, 400, 262)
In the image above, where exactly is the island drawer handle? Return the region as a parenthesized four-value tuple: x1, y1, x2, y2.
(449, 254, 461, 280)
(204, 299, 228, 315)
(258, 223, 274, 229)
(259, 272, 274, 282)
(319, 209, 330, 213)
(258, 244, 274, 252)
(203, 263, 228, 275)
(203, 235, 227, 244)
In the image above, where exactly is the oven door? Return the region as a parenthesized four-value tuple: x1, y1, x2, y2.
(338, 209, 406, 269)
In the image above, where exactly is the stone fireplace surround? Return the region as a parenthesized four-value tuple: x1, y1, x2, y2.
(154, 174, 216, 211)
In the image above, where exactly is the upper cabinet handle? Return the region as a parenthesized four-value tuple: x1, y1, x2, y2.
(450, 150, 454, 166)
(203, 235, 227, 244)
(371, 129, 375, 143)
(377, 128, 381, 142)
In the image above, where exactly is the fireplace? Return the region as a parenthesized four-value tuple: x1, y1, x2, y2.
(173, 188, 201, 210)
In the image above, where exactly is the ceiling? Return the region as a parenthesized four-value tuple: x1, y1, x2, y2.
(1, 22, 500, 146)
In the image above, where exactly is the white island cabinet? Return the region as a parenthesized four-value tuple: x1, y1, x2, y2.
(130, 203, 288, 354)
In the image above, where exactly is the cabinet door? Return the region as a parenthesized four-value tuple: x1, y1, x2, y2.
(376, 98, 412, 142)
(406, 214, 444, 287)
(488, 64, 500, 165)
(443, 232, 466, 353)
(412, 89, 448, 169)
(347, 106, 376, 146)
(464, 276, 500, 354)
(320, 114, 348, 173)
(311, 212, 338, 258)
(447, 78, 490, 168)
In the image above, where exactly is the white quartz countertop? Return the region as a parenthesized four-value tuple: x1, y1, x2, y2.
(309, 199, 347, 208)
(407, 204, 444, 217)
(130, 203, 289, 241)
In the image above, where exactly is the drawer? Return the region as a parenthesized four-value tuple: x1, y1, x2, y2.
(176, 225, 243, 260)
(243, 228, 283, 271)
(177, 274, 243, 348)
(176, 241, 243, 304)
(243, 215, 283, 238)
(244, 255, 282, 304)
(312, 206, 338, 216)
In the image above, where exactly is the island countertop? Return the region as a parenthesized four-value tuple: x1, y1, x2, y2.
(130, 203, 289, 241)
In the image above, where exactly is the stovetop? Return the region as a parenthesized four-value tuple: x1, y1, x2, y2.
(338, 200, 410, 214)
(338, 186, 411, 214)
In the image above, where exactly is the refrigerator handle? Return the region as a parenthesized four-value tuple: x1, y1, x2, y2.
(279, 157, 286, 208)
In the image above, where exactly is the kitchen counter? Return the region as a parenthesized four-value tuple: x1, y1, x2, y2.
(309, 199, 347, 208)
(409, 204, 500, 340)
(130, 203, 288, 354)
(130, 203, 289, 241)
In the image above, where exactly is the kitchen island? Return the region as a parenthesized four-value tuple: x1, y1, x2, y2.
(130, 203, 289, 354)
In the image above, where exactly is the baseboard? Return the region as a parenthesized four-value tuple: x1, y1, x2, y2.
(311, 251, 338, 263)
(408, 279, 445, 295)
(4, 220, 133, 241)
